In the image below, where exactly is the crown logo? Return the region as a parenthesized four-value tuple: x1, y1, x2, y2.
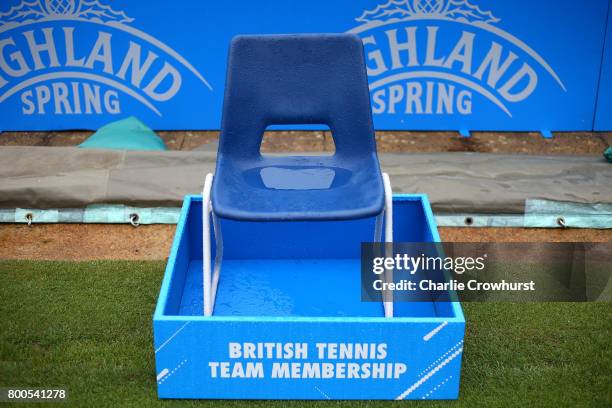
(0, 0, 133, 28)
(357, 0, 500, 25)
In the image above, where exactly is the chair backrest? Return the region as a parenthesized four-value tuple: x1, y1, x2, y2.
(218, 34, 377, 160)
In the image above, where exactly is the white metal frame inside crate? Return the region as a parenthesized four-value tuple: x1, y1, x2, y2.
(202, 172, 394, 317)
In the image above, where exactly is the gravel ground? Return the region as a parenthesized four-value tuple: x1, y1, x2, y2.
(0, 224, 609, 261)
(1, 130, 610, 155)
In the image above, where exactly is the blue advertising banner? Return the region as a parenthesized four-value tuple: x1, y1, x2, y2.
(0, 0, 608, 131)
(595, 1, 612, 131)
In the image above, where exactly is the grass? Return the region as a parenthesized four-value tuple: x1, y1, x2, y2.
(0, 260, 610, 407)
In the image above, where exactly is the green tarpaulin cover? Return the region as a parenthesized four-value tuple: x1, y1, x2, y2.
(79, 117, 167, 151)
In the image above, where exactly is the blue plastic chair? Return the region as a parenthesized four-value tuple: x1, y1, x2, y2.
(211, 34, 384, 221)
(203, 34, 393, 317)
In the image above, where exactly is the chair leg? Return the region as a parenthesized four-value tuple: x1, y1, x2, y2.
(203, 173, 228, 316)
(202, 173, 213, 316)
(374, 211, 383, 242)
(210, 209, 223, 308)
(382, 173, 394, 318)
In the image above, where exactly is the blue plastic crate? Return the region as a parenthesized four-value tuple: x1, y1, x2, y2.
(153, 194, 464, 400)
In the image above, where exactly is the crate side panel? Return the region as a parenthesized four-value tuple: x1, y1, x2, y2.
(154, 318, 464, 400)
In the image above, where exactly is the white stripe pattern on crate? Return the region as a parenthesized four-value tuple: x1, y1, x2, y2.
(396, 347, 463, 400)
(156, 368, 169, 381)
(423, 321, 448, 341)
(422, 375, 453, 399)
(155, 321, 191, 354)
(418, 340, 464, 377)
(158, 360, 187, 385)
(314, 385, 331, 400)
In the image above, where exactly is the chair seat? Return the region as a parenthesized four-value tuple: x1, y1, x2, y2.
(212, 34, 384, 222)
(212, 154, 384, 221)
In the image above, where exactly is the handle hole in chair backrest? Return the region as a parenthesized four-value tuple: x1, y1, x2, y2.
(259, 124, 335, 156)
